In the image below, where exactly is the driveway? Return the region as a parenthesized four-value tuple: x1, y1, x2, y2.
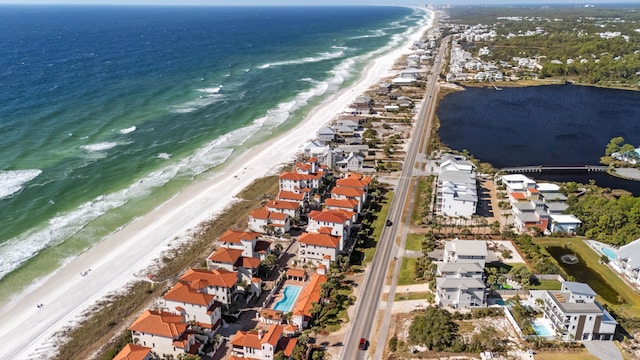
(583, 340, 623, 360)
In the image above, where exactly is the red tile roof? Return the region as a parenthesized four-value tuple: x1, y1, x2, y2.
(129, 310, 186, 338)
(293, 273, 326, 317)
(180, 268, 238, 289)
(325, 198, 359, 210)
(266, 200, 300, 211)
(219, 229, 261, 244)
(331, 186, 365, 197)
(336, 174, 371, 188)
(279, 172, 311, 181)
(236, 256, 261, 269)
(250, 206, 288, 221)
(309, 209, 350, 224)
(163, 282, 214, 306)
(230, 324, 284, 349)
(277, 191, 305, 201)
(286, 268, 306, 278)
(278, 337, 298, 357)
(113, 344, 152, 360)
(510, 192, 527, 200)
(208, 248, 243, 264)
(298, 232, 340, 248)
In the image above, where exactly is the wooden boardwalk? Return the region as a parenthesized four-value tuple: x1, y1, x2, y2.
(500, 165, 608, 174)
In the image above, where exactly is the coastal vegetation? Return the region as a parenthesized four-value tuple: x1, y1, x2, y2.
(567, 190, 640, 246)
(445, 5, 640, 89)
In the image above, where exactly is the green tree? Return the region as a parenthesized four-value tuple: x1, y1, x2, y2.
(408, 307, 457, 351)
(605, 136, 625, 155)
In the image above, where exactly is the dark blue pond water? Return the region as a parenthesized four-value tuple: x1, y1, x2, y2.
(437, 84, 640, 194)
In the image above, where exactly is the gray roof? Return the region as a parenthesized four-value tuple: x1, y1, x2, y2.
(438, 170, 476, 184)
(317, 126, 334, 135)
(451, 239, 487, 257)
(562, 281, 596, 296)
(515, 212, 539, 222)
(437, 277, 485, 290)
(437, 262, 484, 275)
(513, 202, 535, 212)
(617, 238, 640, 270)
(541, 192, 567, 202)
(548, 291, 603, 314)
(545, 203, 569, 214)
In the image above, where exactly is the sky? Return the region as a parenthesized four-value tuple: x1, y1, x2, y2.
(0, 0, 633, 5)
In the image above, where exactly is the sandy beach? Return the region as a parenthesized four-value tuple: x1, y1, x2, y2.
(0, 8, 433, 359)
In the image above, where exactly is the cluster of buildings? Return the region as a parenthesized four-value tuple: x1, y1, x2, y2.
(435, 154, 478, 218)
(431, 239, 620, 342)
(114, 151, 373, 359)
(435, 239, 488, 309)
(499, 174, 581, 234)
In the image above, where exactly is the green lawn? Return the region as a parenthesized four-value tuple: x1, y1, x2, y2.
(534, 237, 640, 318)
(363, 191, 393, 264)
(404, 233, 423, 251)
(530, 279, 562, 290)
(398, 257, 419, 286)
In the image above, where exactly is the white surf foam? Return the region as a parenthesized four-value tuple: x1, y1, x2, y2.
(0, 169, 43, 199)
(157, 153, 171, 160)
(119, 126, 136, 135)
(171, 87, 224, 114)
(80, 142, 120, 152)
(258, 50, 343, 69)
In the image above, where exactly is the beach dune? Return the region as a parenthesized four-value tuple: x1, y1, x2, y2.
(0, 9, 433, 359)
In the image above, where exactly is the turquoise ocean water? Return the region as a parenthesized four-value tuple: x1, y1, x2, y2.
(0, 5, 430, 302)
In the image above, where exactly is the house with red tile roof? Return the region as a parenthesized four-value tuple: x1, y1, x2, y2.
(276, 190, 308, 205)
(330, 186, 366, 212)
(230, 324, 288, 359)
(207, 247, 261, 284)
(248, 206, 291, 234)
(336, 173, 371, 191)
(266, 199, 301, 218)
(113, 344, 152, 360)
(179, 268, 238, 305)
(162, 282, 222, 332)
(291, 273, 327, 329)
(297, 232, 342, 263)
(307, 209, 351, 241)
(129, 310, 203, 358)
(218, 229, 271, 260)
(324, 198, 359, 222)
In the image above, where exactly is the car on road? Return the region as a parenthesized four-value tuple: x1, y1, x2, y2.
(385, 220, 393, 226)
(359, 337, 367, 350)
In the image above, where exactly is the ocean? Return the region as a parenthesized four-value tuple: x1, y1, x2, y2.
(0, 5, 430, 301)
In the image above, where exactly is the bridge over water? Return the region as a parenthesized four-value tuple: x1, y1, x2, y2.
(500, 165, 609, 174)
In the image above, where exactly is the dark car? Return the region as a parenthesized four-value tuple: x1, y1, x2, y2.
(385, 220, 393, 226)
(359, 337, 367, 350)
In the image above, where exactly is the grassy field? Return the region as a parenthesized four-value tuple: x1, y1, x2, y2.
(394, 291, 429, 302)
(404, 233, 423, 251)
(363, 191, 393, 264)
(534, 237, 640, 318)
(411, 177, 433, 224)
(530, 279, 562, 290)
(398, 257, 418, 286)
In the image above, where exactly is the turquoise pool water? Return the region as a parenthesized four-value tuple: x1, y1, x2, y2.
(601, 247, 618, 260)
(273, 285, 302, 312)
(531, 319, 554, 336)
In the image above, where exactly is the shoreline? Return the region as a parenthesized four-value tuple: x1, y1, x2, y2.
(0, 8, 435, 360)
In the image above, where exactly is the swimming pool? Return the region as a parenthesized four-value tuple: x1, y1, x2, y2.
(531, 318, 554, 337)
(601, 247, 618, 260)
(273, 285, 302, 312)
